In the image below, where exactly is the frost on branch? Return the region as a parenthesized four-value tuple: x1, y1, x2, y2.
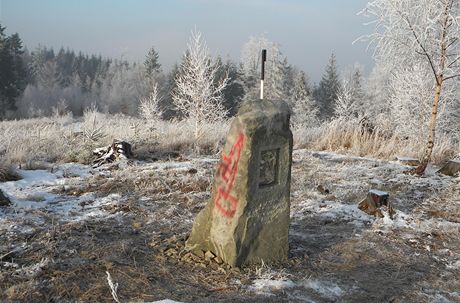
(172, 29, 229, 144)
(359, 0, 460, 172)
(139, 82, 163, 121)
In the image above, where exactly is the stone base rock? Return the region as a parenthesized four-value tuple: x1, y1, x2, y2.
(186, 99, 293, 268)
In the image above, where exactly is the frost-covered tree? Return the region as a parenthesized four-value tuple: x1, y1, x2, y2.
(139, 82, 163, 121)
(314, 53, 341, 120)
(172, 29, 229, 143)
(334, 65, 366, 119)
(349, 66, 365, 114)
(361, 64, 393, 131)
(98, 61, 147, 115)
(362, 0, 460, 173)
(334, 80, 355, 119)
(240, 35, 287, 101)
(290, 70, 317, 128)
(387, 63, 438, 141)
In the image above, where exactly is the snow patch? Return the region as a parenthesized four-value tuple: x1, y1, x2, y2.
(147, 300, 184, 303)
(302, 279, 344, 299)
(447, 260, 460, 270)
(248, 278, 296, 296)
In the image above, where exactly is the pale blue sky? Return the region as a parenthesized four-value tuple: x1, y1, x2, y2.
(0, 0, 373, 81)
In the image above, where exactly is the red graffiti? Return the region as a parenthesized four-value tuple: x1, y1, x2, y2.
(214, 133, 245, 218)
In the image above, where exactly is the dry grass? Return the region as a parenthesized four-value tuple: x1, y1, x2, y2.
(0, 111, 228, 168)
(1, 112, 457, 172)
(293, 118, 458, 164)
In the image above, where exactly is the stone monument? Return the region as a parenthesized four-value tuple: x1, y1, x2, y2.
(185, 99, 293, 267)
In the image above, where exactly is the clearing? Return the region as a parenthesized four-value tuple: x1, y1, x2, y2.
(1, 149, 459, 302)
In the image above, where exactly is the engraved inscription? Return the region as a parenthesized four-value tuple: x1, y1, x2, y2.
(259, 148, 279, 187)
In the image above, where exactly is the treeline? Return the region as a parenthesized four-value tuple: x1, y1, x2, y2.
(1, 23, 368, 124)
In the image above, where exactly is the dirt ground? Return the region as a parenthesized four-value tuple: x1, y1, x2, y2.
(1, 149, 459, 302)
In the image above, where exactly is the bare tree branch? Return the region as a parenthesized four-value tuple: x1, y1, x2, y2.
(443, 74, 460, 81)
(400, 13, 439, 81)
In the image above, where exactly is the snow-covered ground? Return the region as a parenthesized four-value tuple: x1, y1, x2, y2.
(1, 149, 459, 302)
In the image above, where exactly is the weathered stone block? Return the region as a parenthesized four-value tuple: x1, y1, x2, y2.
(186, 99, 293, 267)
(438, 160, 460, 176)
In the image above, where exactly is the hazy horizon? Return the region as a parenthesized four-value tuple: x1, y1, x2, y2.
(0, 0, 374, 82)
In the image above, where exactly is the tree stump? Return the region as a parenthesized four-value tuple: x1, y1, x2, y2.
(358, 190, 395, 219)
(397, 156, 421, 166)
(93, 140, 133, 168)
(438, 160, 460, 176)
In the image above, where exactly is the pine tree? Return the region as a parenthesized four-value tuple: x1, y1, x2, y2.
(350, 67, 365, 110)
(144, 47, 161, 78)
(161, 63, 180, 119)
(215, 58, 244, 116)
(0, 25, 27, 117)
(314, 53, 341, 120)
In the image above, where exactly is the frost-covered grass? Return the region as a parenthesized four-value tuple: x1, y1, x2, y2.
(294, 118, 459, 164)
(2, 113, 458, 172)
(0, 111, 228, 168)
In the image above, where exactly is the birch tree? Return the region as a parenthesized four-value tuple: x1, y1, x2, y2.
(362, 0, 460, 173)
(172, 29, 229, 144)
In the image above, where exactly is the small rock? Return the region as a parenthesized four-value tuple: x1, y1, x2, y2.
(166, 235, 177, 244)
(192, 253, 203, 263)
(231, 267, 240, 274)
(187, 168, 198, 174)
(214, 256, 223, 264)
(217, 267, 226, 274)
(317, 185, 330, 195)
(194, 250, 205, 259)
(204, 250, 216, 261)
(180, 252, 192, 262)
(0, 190, 11, 207)
(165, 248, 177, 256)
